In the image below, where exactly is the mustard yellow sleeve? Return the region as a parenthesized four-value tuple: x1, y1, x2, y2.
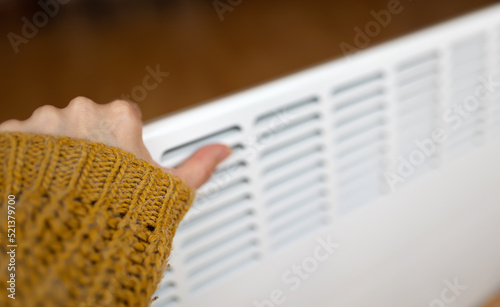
(0, 132, 194, 307)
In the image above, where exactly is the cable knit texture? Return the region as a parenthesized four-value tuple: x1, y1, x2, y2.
(0, 132, 194, 307)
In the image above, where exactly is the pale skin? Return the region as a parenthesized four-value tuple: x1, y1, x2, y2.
(0, 96, 231, 189)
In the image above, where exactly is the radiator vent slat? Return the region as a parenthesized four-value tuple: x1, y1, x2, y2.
(192, 177, 249, 210)
(265, 172, 325, 206)
(181, 210, 255, 249)
(397, 74, 439, 101)
(268, 190, 326, 220)
(262, 151, 324, 188)
(189, 253, 259, 293)
(335, 126, 385, 155)
(260, 131, 323, 170)
(337, 155, 383, 186)
(335, 110, 385, 140)
(161, 126, 242, 167)
(260, 117, 322, 157)
(267, 183, 325, 215)
(156, 281, 176, 298)
(337, 133, 385, 160)
(255, 97, 319, 131)
(399, 107, 434, 131)
(270, 204, 326, 241)
(270, 210, 327, 250)
(399, 91, 436, 116)
(269, 199, 326, 234)
(184, 222, 259, 293)
(339, 169, 382, 197)
(333, 72, 385, 100)
(186, 233, 258, 275)
(154, 297, 179, 307)
(184, 224, 256, 264)
(264, 160, 324, 192)
(334, 88, 385, 113)
(195, 162, 248, 201)
(180, 195, 252, 234)
(337, 136, 385, 167)
(397, 57, 438, 85)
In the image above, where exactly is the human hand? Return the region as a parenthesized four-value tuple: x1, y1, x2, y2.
(0, 96, 230, 189)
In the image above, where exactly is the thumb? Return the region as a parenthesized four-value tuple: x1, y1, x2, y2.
(172, 144, 232, 189)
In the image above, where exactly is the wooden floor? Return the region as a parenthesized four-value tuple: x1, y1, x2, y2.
(0, 0, 498, 123)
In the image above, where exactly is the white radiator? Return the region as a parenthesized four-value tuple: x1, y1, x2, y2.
(143, 5, 500, 307)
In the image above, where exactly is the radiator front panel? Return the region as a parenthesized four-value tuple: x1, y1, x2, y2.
(144, 5, 500, 307)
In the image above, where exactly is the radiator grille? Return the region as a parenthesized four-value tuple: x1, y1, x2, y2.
(143, 6, 500, 306)
(331, 73, 387, 213)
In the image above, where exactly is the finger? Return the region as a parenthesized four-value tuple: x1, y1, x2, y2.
(127, 101, 142, 120)
(27, 105, 62, 134)
(105, 99, 142, 122)
(174, 144, 231, 189)
(0, 119, 23, 132)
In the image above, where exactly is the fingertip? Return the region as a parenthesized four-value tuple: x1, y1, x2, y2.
(174, 144, 232, 189)
(213, 144, 232, 161)
(196, 143, 232, 163)
(0, 119, 22, 133)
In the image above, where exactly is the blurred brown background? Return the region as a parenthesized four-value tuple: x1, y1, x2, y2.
(1, 0, 500, 305)
(1, 0, 499, 124)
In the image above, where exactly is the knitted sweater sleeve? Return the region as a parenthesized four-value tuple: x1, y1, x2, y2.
(0, 132, 194, 307)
